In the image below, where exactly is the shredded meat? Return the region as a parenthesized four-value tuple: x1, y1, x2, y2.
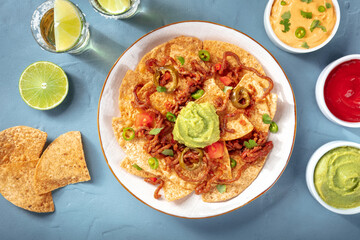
(241, 141, 273, 163)
(144, 177, 164, 199)
(218, 51, 274, 99)
(145, 59, 160, 74)
(131, 53, 275, 199)
(217, 163, 250, 184)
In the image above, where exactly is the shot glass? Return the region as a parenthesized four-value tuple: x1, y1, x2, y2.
(31, 0, 90, 54)
(89, 0, 140, 19)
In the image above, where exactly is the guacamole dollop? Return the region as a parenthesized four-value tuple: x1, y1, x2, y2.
(314, 146, 360, 209)
(172, 102, 220, 148)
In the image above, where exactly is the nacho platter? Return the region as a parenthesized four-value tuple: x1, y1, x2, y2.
(98, 21, 296, 218)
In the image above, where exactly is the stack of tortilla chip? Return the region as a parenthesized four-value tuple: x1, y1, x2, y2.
(0, 126, 91, 213)
(112, 36, 277, 202)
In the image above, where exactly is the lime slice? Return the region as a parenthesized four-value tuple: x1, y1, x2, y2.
(19, 61, 68, 110)
(54, 0, 82, 52)
(97, 0, 131, 14)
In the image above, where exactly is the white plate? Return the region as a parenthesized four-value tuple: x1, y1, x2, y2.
(98, 21, 297, 218)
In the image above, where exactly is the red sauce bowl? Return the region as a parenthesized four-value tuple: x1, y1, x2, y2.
(316, 55, 360, 128)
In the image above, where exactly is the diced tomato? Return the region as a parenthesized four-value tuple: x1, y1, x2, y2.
(150, 177, 157, 183)
(219, 76, 232, 86)
(204, 141, 224, 159)
(214, 63, 222, 71)
(135, 112, 154, 127)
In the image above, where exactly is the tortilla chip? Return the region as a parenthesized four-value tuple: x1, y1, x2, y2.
(118, 70, 148, 122)
(196, 78, 227, 106)
(136, 36, 203, 78)
(0, 126, 47, 165)
(238, 72, 267, 100)
(113, 116, 198, 190)
(137, 82, 176, 116)
(203, 40, 265, 90)
(266, 93, 278, 119)
(0, 161, 54, 212)
(196, 79, 253, 141)
(163, 180, 193, 201)
(33, 131, 91, 194)
(202, 154, 267, 202)
(120, 157, 156, 178)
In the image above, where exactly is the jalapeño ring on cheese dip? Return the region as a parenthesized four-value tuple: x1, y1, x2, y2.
(264, 0, 340, 52)
(112, 36, 278, 202)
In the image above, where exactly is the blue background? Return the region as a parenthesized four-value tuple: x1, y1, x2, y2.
(1, 0, 360, 239)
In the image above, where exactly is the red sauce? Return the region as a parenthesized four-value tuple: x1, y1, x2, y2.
(324, 59, 360, 122)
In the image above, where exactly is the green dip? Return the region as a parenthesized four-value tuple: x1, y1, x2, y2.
(172, 102, 220, 148)
(314, 146, 360, 209)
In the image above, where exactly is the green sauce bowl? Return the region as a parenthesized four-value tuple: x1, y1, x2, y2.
(306, 141, 360, 214)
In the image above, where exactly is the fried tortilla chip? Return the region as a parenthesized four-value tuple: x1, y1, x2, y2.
(196, 79, 253, 141)
(202, 154, 267, 202)
(120, 156, 156, 178)
(138, 82, 176, 116)
(163, 180, 193, 201)
(0, 161, 54, 212)
(33, 131, 91, 194)
(113, 117, 196, 191)
(266, 93, 278, 119)
(0, 126, 47, 165)
(112, 117, 163, 175)
(118, 70, 149, 123)
(235, 73, 276, 132)
(120, 157, 193, 201)
(203, 40, 265, 90)
(136, 36, 203, 79)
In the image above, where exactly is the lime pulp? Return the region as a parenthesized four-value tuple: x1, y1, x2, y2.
(19, 61, 68, 110)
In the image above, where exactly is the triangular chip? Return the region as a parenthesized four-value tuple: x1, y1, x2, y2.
(203, 40, 265, 90)
(0, 161, 54, 212)
(196, 79, 253, 141)
(138, 82, 176, 116)
(202, 154, 267, 202)
(163, 180, 193, 201)
(33, 131, 91, 194)
(0, 126, 47, 165)
(120, 156, 157, 179)
(118, 70, 148, 122)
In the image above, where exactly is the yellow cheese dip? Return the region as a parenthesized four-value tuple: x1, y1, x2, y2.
(314, 146, 360, 209)
(270, 0, 336, 49)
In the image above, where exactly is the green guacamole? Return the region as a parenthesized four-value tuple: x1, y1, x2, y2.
(172, 102, 220, 148)
(314, 146, 360, 209)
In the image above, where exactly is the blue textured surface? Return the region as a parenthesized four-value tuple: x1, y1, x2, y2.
(1, 0, 360, 239)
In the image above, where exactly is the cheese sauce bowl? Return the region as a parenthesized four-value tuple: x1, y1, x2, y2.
(306, 141, 360, 215)
(264, 0, 340, 53)
(315, 54, 360, 128)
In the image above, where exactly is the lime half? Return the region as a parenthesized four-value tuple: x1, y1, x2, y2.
(54, 0, 83, 52)
(19, 61, 68, 110)
(97, 0, 131, 14)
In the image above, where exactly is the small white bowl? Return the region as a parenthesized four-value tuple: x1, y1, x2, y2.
(264, 0, 340, 53)
(315, 54, 360, 128)
(306, 141, 360, 215)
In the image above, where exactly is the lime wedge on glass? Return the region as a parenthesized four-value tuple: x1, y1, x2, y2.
(19, 61, 68, 110)
(97, 0, 131, 14)
(54, 0, 82, 52)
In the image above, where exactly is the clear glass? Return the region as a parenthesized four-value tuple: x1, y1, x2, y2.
(31, 0, 90, 54)
(89, 0, 140, 19)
